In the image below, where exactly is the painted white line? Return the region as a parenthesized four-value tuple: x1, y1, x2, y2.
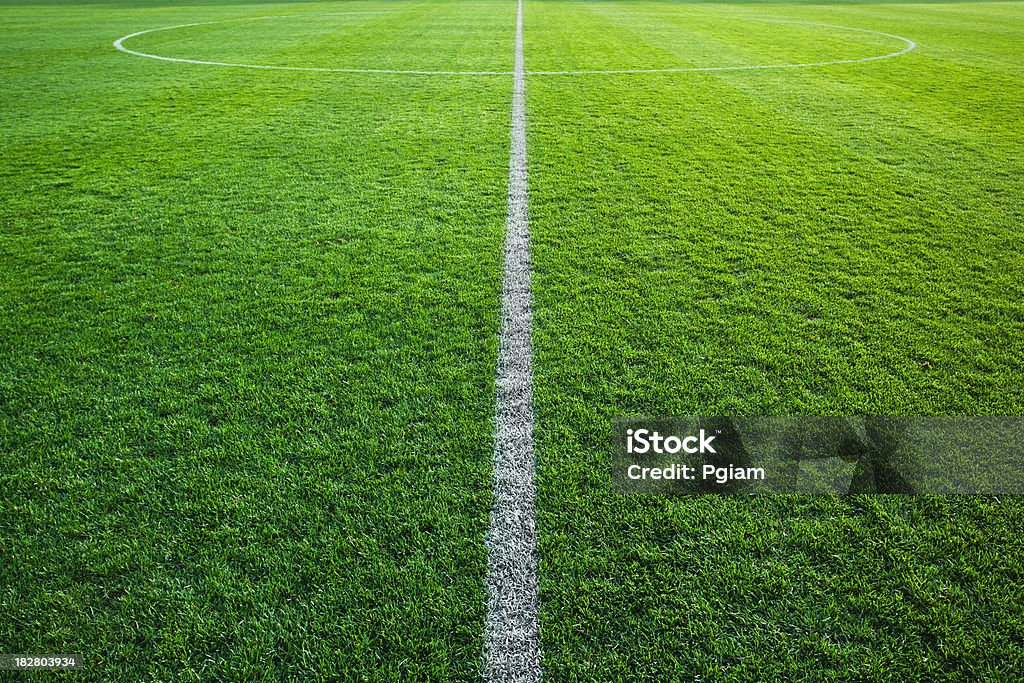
(113, 15, 915, 77)
(529, 21, 917, 74)
(483, 0, 540, 680)
(113, 13, 512, 75)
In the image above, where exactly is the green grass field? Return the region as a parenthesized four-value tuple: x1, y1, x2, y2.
(1, 0, 1022, 680)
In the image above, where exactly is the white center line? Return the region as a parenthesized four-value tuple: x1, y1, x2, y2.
(483, 0, 540, 680)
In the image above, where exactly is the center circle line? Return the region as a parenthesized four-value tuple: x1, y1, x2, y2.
(112, 14, 917, 76)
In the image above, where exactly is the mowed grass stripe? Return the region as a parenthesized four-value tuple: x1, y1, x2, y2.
(526, 2, 1023, 680)
(0, 1, 514, 680)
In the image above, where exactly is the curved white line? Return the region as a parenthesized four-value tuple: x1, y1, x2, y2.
(113, 15, 916, 77)
(113, 13, 514, 75)
(530, 21, 917, 75)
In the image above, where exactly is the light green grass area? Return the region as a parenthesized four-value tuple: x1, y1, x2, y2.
(1, 1, 513, 679)
(528, 2, 1024, 680)
(2, 0, 1023, 681)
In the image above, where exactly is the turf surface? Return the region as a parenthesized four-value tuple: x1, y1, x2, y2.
(1, 0, 1022, 681)
(1, 1, 512, 679)
(528, 2, 1024, 680)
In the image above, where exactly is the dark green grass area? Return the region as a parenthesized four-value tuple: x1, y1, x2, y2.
(4, 0, 1024, 681)
(528, 2, 1024, 680)
(0, 1, 512, 680)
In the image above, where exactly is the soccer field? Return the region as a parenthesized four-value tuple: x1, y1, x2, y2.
(1, 0, 1022, 680)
